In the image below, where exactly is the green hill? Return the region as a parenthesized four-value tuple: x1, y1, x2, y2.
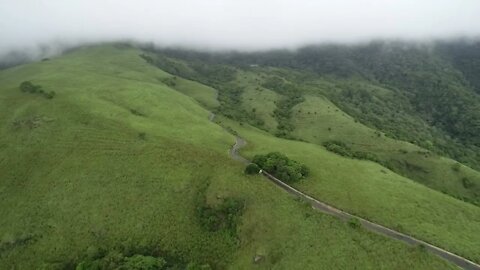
(0, 43, 479, 269)
(146, 46, 480, 207)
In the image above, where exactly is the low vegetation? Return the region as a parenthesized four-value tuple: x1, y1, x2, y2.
(323, 140, 380, 163)
(195, 182, 245, 236)
(76, 254, 167, 270)
(19, 81, 55, 99)
(262, 76, 305, 137)
(196, 197, 245, 235)
(348, 218, 362, 229)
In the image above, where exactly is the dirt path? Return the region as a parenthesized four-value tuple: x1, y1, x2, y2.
(227, 134, 480, 270)
(229, 136, 249, 164)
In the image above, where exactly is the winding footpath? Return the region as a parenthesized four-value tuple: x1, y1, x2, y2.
(215, 118, 480, 269)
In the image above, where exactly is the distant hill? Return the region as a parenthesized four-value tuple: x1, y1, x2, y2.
(154, 40, 480, 171)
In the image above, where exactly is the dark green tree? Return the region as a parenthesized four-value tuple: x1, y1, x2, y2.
(252, 152, 309, 183)
(245, 163, 261, 174)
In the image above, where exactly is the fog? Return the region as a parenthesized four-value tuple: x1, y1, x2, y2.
(1, 0, 480, 59)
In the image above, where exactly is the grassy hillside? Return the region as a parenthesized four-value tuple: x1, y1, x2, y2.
(146, 48, 480, 207)
(0, 45, 459, 269)
(139, 47, 480, 263)
(217, 116, 480, 263)
(289, 92, 480, 205)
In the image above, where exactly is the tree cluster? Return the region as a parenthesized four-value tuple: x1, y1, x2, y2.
(252, 152, 309, 183)
(322, 140, 380, 163)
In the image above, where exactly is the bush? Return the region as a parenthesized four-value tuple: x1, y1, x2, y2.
(19, 81, 55, 99)
(252, 152, 309, 183)
(348, 217, 362, 229)
(461, 177, 475, 189)
(130, 109, 146, 117)
(452, 162, 461, 172)
(122, 255, 166, 270)
(139, 54, 154, 64)
(197, 197, 245, 234)
(161, 77, 177, 87)
(186, 263, 213, 270)
(19, 81, 39, 93)
(44, 91, 56, 99)
(323, 140, 380, 162)
(76, 254, 167, 270)
(323, 141, 351, 157)
(352, 151, 380, 162)
(245, 163, 261, 174)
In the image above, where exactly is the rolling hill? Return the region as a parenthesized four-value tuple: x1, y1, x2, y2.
(1, 43, 479, 269)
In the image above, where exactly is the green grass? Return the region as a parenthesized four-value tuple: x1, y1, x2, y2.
(216, 65, 480, 206)
(169, 75, 220, 109)
(239, 77, 280, 131)
(289, 93, 480, 205)
(218, 116, 480, 263)
(0, 45, 459, 269)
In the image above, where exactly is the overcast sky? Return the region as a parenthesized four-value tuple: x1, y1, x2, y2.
(1, 0, 480, 54)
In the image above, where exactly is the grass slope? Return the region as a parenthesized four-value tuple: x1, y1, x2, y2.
(217, 116, 480, 263)
(237, 71, 280, 132)
(150, 47, 480, 207)
(0, 45, 456, 269)
(290, 93, 480, 205)
(230, 68, 480, 206)
(167, 76, 220, 109)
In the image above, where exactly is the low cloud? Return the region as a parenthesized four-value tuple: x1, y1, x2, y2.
(1, 0, 480, 58)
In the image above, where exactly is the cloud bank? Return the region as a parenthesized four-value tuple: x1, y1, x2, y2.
(1, 0, 480, 55)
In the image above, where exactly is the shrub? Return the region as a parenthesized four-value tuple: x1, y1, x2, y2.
(197, 197, 245, 234)
(348, 217, 361, 229)
(130, 109, 146, 117)
(417, 244, 427, 252)
(139, 54, 154, 64)
(461, 177, 475, 189)
(252, 152, 309, 183)
(186, 263, 212, 270)
(44, 91, 55, 99)
(161, 77, 177, 87)
(76, 253, 167, 270)
(19, 81, 55, 99)
(19, 81, 39, 93)
(138, 132, 146, 140)
(352, 151, 380, 162)
(245, 163, 261, 175)
(122, 255, 166, 270)
(323, 141, 351, 156)
(451, 162, 461, 172)
(323, 140, 380, 163)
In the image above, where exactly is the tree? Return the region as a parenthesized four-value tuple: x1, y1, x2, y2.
(252, 152, 309, 183)
(44, 91, 56, 99)
(19, 81, 38, 93)
(245, 163, 261, 174)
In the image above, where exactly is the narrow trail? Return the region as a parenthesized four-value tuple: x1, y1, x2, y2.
(208, 112, 480, 270)
(229, 136, 249, 164)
